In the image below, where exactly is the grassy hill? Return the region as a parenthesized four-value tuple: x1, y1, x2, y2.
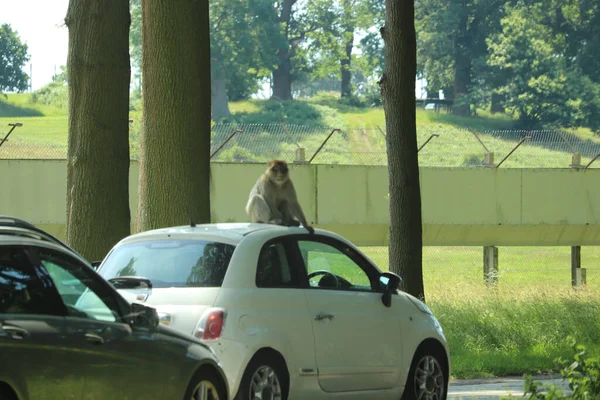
(2, 92, 600, 168)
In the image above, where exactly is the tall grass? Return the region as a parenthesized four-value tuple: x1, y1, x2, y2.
(428, 286, 600, 379)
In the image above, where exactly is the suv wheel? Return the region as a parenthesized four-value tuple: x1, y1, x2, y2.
(184, 368, 226, 400)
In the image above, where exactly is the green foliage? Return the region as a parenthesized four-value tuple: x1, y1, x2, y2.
(214, 145, 260, 162)
(0, 24, 30, 93)
(225, 100, 337, 127)
(487, 0, 600, 132)
(518, 340, 600, 399)
(31, 82, 68, 110)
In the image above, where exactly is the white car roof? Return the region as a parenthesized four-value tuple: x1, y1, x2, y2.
(114, 222, 334, 247)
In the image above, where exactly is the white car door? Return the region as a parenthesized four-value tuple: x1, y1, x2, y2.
(294, 237, 403, 393)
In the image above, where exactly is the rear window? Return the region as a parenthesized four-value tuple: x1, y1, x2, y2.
(98, 240, 236, 288)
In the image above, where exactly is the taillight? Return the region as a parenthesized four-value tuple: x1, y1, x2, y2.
(194, 308, 226, 341)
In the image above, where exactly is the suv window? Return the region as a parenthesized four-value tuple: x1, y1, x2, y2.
(99, 240, 236, 288)
(38, 249, 122, 322)
(298, 240, 375, 292)
(256, 242, 294, 288)
(0, 246, 64, 316)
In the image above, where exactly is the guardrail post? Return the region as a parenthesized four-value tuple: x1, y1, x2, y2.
(571, 246, 586, 288)
(483, 246, 499, 286)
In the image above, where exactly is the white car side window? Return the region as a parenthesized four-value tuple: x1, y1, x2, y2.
(298, 240, 373, 291)
(256, 242, 294, 288)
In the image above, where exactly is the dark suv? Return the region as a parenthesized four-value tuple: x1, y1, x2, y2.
(0, 216, 228, 400)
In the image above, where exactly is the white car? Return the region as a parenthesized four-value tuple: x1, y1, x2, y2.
(96, 223, 450, 400)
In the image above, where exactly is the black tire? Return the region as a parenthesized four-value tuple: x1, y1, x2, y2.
(184, 367, 227, 400)
(235, 352, 289, 400)
(401, 346, 448, 400)
(0, 389, 16, 400)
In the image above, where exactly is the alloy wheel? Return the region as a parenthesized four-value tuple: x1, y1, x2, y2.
(191, 380, 220, 400)
(249, 365, 282, 400)
(413, 355, 445, 400)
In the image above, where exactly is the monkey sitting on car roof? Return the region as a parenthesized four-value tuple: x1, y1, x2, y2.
(245, 160, 314, 234)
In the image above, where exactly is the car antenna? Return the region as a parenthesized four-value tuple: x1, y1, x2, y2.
(185, 206, 196, 227)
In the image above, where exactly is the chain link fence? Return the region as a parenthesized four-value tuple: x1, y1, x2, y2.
(2, 119, 600, 168)
(359, 246, 600, 290)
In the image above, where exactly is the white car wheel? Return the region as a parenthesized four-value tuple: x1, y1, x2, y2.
(236, 353, 288, 400)
(403, 347, 447, 400)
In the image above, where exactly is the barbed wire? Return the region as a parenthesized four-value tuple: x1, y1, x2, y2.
(1, 119, 599, 168)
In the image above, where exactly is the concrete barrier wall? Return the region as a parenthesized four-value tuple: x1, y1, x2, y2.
(2, 160, 599, 246)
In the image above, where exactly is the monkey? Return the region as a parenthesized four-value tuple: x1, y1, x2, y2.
(245, 160, 314, 234)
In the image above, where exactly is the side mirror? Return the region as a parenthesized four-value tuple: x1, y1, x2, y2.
(128, 303, 160, 329)
(90, 261, 101, 271)
(379, 272, 402, 308)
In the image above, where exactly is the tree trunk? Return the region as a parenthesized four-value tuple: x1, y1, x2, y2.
(272, 55, 293, 101)
(380, 0, 425, 301)
(340, 31, 354, 98)
(137, 0, 211, 231)
(65, 0, 131, 261)
(490, 92, 505, 114)
(452, 0, 472, 116)
(211, 62, 230, 119)
(271, 0, 295, 101)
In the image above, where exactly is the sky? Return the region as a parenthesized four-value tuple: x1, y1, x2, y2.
(1, 0, 427, 98)
(1, 0, 70, 91)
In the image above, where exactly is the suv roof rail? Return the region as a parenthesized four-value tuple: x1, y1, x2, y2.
(0, 215, 86, 261)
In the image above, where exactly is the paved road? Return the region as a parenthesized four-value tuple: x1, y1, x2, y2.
(448, 375, 570, 399)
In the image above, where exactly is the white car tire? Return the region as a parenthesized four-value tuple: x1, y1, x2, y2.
(401, 346, 448, 400)
(235, 352, 289, 400)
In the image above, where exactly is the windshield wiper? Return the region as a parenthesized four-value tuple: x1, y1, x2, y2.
(108, 276, 153, 290)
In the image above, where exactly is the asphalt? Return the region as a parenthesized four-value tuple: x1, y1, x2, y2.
(448, 375, 571, 399)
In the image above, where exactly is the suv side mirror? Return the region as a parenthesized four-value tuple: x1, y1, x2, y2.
(127, 303, 160, 329)
(379, 272, 402, 308)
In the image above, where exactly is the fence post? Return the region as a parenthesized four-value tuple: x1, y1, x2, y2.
(294, 148, 306, 164)
(483, 246, 498, 286)
(570, 152, 582, 168)
(571, 246, 586, 287)
(483, 152, 495, 167)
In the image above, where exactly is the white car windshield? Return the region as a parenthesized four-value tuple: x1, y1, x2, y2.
(98, 240, 236, 288)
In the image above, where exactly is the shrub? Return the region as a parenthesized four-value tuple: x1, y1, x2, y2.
(515, 339, 600, 399)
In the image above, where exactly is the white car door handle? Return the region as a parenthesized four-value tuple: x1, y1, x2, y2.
(314, 313, 334, 321)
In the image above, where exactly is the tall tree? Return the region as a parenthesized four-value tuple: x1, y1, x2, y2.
(136, 0, 211, 231)
(487, 0, 600, 131)
(65, 0, 131, 261)
(415, 0, 509, 115)
(380, 0, 424, 300)
(0, 24, 30, 93)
